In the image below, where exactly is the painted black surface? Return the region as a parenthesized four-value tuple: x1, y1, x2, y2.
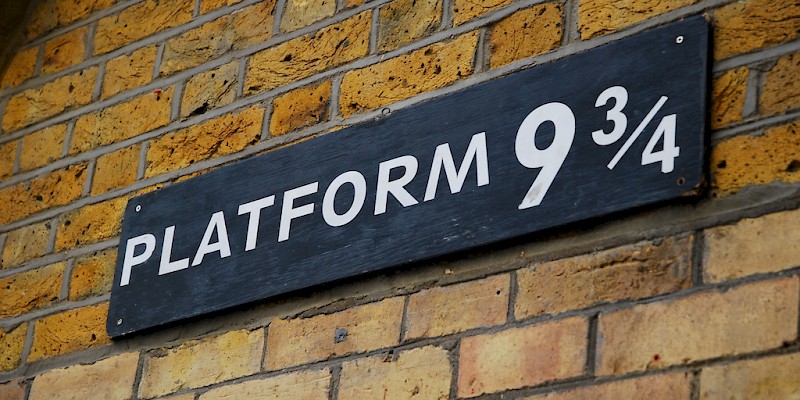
(108, 17, 709, 337)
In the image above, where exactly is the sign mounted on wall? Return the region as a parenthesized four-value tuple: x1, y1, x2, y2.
(108, 16, 709, 337)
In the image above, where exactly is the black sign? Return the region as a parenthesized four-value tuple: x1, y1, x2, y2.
(108, 17, 709, 337)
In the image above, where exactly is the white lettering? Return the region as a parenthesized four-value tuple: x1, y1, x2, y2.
(374, 155, 419, 215)
(192, 211, 232, 266)
(160, 226, 190, 275)
(424, 132, 489, 201)
(238, 195, 275, 251)
(120, 234, 156, 286)
(279, 182, 319, 242)
(323, 171, 367, 227)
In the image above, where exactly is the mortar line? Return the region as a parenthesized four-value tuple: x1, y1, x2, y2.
(273, 0, 287, 36)
(12, 137, 22, 174)
(131, 349, 148, 400)
(713, 40, 800, 72)
(85, 21, 97, 60)
(33, 45, 45, 76)
(440, 0, 454, 30)
(690, 368, 701, 400)
(194, 0, 202, 17)
(691, 229, 705, 287)
(153, 43, 165, 80)
(171, 80, 185, 122)
(0, 294, 110, 331)
(137, 141, 149, 180)
(0, 239, 118, 280)
(741, 62, 761, 118)
(61, 121, 76, 158)
(563, 0, 579, 45)
(45, 217, 59, 254)
(260, 324, 270, 370)
(710, 109, 800, 143)
(369, 8, 379, 54)
(60, 259, 76, 300)
(585, 313, 598, 377)
(92, 61, 105, 101)
(447, 340, 461, 400)
(0, 234, 6, 263)
(329, 74, 343, 122)
(236, 56, 247, 98)
(82, 159, 96, 197)
(506, 270, 518, 322)
(398, 295, 411, 343)
(23, 380, 32, 400)
(19, 322, 36, 375)
(327, 363, 342, 400)
(260, 100, 274, 141)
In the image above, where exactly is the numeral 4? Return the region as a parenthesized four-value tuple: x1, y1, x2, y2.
(641, 114, 679, 173)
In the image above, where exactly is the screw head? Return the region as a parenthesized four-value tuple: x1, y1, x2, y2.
(116, 318, 123, 325)
(676, 35, 684, 44)
(135, 205, 141, 212)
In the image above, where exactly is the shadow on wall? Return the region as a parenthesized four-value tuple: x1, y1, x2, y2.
(0, 1, 34, 79)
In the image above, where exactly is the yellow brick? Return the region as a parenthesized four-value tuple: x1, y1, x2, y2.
(70, 248, 117, 300)
(340, 31, 478, 117)
(181, 61, 239, 118)
(524, 372, 692, 400)
(1, 222, 52, 269)
(102, 46, 158, 99)
(579, 0, 697, 39)
(405, 274, 509, 340)
(377, 0, 441, 52)
(0, 324, 27, 372)
(0, 380, 25, 400)
(27, 0, 115, 39)
(597, 277, 799, 375)
(458, 317, 587, 398)
(490, 4, 563, 69)
(20, 124, 68, 172)
(146, 107, 262, 177)
(710, 121, 800, 196)
(91, 144, 140, 195)
(265, 297, 405, 370)
(270, 81, 331, 136)
(704, 209, 800, 282)
(710, 67, 749, 129)
(2, 67, 98, 133)
(246, 12, 371, 94)
(760, 52, 800, 116)
(0, 163, 88, 226)
(71, 87, 173, 154)
(200, 0, 243, 14)
(453, 0, 513, 26)
(700, 352, 800, 400)
(160, 2, 274, 76)
(29, 353, 139, 400)
(344, 0, 364, 7)
(29, 303, 111, 362)
(200, 369, 330, 400)
(714, 0, 800, 60)
(94, 0, 194, 55)
(55, 196, 128, 251)
(1, 47, 38, 89)
(515, 237, 692, 319)
(281, 0, 336, 32)
(0, 140, 16, 180)
(139, 329, 264, 398)
(0, 263, 64, 319)
(42, 27, 87, 74)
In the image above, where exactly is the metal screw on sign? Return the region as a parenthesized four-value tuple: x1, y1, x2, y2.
(675, 36, 684, 44)
(136, 205, 142, 212)
(117, 319, 123, 325)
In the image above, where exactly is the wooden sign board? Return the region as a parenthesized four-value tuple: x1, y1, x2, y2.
(108, 17, 709, 337)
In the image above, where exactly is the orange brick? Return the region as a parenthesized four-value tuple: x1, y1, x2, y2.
(102, 46, 158, 99)
(55, 196, 128, 251)
(29, 303, 111, 361)
(710, 67, 749, 129)
(0, 380, 25, 400)
(200, 0, 244, 14)
(91, 144, 140, 195)
(1, 221, 52, 269)
(281, 0, 336, 32)
(596, 277, 799, 376)
(20, 124, 68, 171)
(405, 274, 509, 340)
(760, 52, 800, 116)
(270, 81, 331, 136)
(489, 3, 563, 69)
(199, 369, 329, 400)
(1, 47, 38, 89)
(453, 0, 513, 26)
(458, 317, 587, 397)
(714, 0, 800, 60)
(27, 0, 115, 39)
(700, 352, 800, 400)
(579, 0, 697, 39)
(71, 88, 173, 154)
(524, 372, 692, 400)
(69, 248, 117, 300)
(29, 353, 139, 400)
(710, 121, 800, 196)
(94, 0, 194, 55)
(376, 0, 441, 52)
(146, 107, 262, 177)
(0, 263, 64, 319)
(265, 297, 405, 370)
(0, 324, 28, 372)
(180, 61, 239, 118)
(339, 31, 478, 117)
(42, 27, 87, 74)
(0, 163, 88, 226)
(0, 140, 16, 179)
(245, 12, 371, 94)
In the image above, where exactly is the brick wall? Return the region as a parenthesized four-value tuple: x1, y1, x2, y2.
(0, 0, 798, 398)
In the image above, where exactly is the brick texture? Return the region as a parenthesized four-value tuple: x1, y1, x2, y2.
(452, 0, 513, 26)
(20, 124, 68, 172)
(1, 47, 38, 89)
(700, 352, 800, 400)
(579, 0, 697, 39)
(714, 0, 800, 60)
(489, 3, 563, 69)
(29, 303, 111, 361)
(200, 0, 244, 14)
(1, 221, 51, 269)
(29, 353, 139, 400)
(0, 140, 14, 179)
(0, 381, 26, 400)
(377, 0, 442, 52)
(270, 81, 331, 136)
(69, 248, 117, 300)
(102, 46, 158, 99)
(180, 61, 239, 118)
(94, 0, 194, 55)
(91, 144, 141, 195)
(596, 277, 799, 375)
(0, 324, 28, 372)
(760, 52, 800, 116)
(710, 67, 748, 129)
(200, 369, 330, 400)
(0, 163, 88, 226)
(42, 27, 87, 74)
(26, 0, 115, 39)
(458, 317, 587, 398)
(524, 372, 692, 400)
(139, 329, 264, 398)
(55, 196, 128, 251)
(0, 263, 65, 319)
(280, 0, 336, 33)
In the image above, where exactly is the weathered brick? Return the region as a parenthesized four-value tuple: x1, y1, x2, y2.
(2, 67, 98, 133)
(281, 0, 336, 32)
(42, 27, 87, 74)
(161, 395, 197, 400)
(71, 88, 173, 154)
(29, 352, 139, 400)
(710, 67, 748, 129)
(339, 346, 451, 399)
(0, 380, 26, 400)
(270, 81, 331, 136)
(700, 352, 800, 400)
(0, 163, 88, 226)
(405, 274, 509, 340)
(70, 248, 117, 300)
(377, 0, 441, 52)
(1, 47, 38, 89)
(0, 263, 64, 318)
(597, 277, 798, 376)
(20, 124, 68, 171)
(0, 140, 15, 179)
(200, 0, 243, 14)
(139, 329, 264, 398)
(344, 0, 365, 7)
(489, 3, 563, 69)
(1, 222, 51, 269)
(340, 31, 478, 117)
(266, 297, 404, 370)
(579, 0, 696, 39)
(515, 236, 692, 319)
(200, 369, 330, 400)
(181, 61, 239, 118)
(714, 0, 800, 60)
(29, 303, 111, 361)
(146, 107, 262, 177)
(55, 196, 128, 251)
(458, 317, 587, 397)
(710, 121, 800, 196)
(91, 144, 140, 195)
(0, 324, 27, 372)
(453, 0, 513, 26)
(760, 52, 800, 116)
(524, 372, 692, 400)
(704, 209, 800, 282)
(160, 2, 274, 76)
(102, 46, 158, 99)
(94, 0, 194, 55)
(27, 0, 115, 39)
(246, 12, 371, 94)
